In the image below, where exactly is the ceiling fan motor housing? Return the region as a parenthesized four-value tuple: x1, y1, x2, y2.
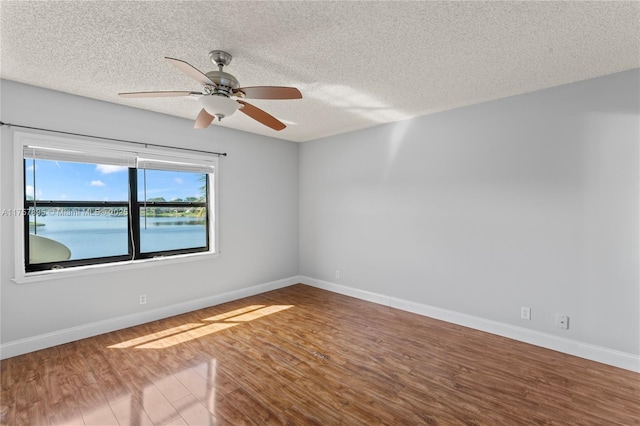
(204, 70, 240, 97)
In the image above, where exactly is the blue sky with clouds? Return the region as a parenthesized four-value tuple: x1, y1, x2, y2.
(25, 160, 204, 202)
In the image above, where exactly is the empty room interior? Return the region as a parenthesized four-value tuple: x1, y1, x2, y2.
(1, 1, 639, 425)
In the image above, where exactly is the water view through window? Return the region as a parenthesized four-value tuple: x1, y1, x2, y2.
(29, 212, 207, 261)
(25, 157, 210, 270)
(139, 210, 207, 253)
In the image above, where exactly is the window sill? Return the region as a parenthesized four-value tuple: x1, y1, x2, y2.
(12, 251, 220, 284)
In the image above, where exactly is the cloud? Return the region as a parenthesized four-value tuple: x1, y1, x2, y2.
(174, 177, 184, 184)
(25, 185, 43, 198)
(96, 165, 127, 174)
(90, 180, 106, 187)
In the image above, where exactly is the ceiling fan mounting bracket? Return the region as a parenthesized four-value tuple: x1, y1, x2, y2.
(209, 50, 232, 70)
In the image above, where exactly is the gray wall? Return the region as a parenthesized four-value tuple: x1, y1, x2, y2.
(1, 80, 300, 345)
(299, 70, 639, 355)
(2, 70, 638, 361)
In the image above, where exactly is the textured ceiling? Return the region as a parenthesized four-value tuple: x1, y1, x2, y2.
(1, 1, 639, 142)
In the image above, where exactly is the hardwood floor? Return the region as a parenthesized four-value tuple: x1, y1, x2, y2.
(1, 284, 639, 425)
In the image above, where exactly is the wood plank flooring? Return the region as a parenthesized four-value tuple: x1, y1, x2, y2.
(1, 284, 639, 425)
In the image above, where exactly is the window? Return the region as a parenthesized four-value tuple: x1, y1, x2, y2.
(136, 168, 209, 256)
(17, 132, 217, 275)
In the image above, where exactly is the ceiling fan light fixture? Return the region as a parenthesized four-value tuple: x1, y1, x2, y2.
(198, 95, 239, 120)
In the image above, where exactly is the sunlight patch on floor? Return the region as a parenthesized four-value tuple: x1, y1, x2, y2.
(108, 323, 205, 349)
(202, 305, 266, 321)
(223, 305, 294, 322)
(136, 323, 237, 349)
(108, 305, 294, 350)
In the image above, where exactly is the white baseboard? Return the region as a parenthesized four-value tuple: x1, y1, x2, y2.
(0, 276, 299, 360)
(300, 276, 640, 373)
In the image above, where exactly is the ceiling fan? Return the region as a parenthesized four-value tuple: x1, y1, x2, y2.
(118, 50, 302, 131)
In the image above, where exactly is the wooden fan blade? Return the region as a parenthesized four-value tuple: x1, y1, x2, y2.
(165, 57, 216, 87)
(237, 100, 286, 131)
(194, 108, 215, 129)
(118, 91, 200, 98)
(235, 86, 302, 100)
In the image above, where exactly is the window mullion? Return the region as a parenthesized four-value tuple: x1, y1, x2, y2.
(129, 168, 141, 260)
(23, 160, 31, 268)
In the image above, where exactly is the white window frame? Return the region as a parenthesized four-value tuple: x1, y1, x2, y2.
(12, 131, 220, 283)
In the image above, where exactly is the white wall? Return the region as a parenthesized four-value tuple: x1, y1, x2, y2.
(300, 70, 640, 358)
(0, 80, 300, 353)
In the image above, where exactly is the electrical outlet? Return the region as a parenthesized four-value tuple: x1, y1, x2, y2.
(555, 314, 569, 329)
(520, 306, 531, 320)
(335, 270, 340, 279)
(139, 294, 147, 305)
